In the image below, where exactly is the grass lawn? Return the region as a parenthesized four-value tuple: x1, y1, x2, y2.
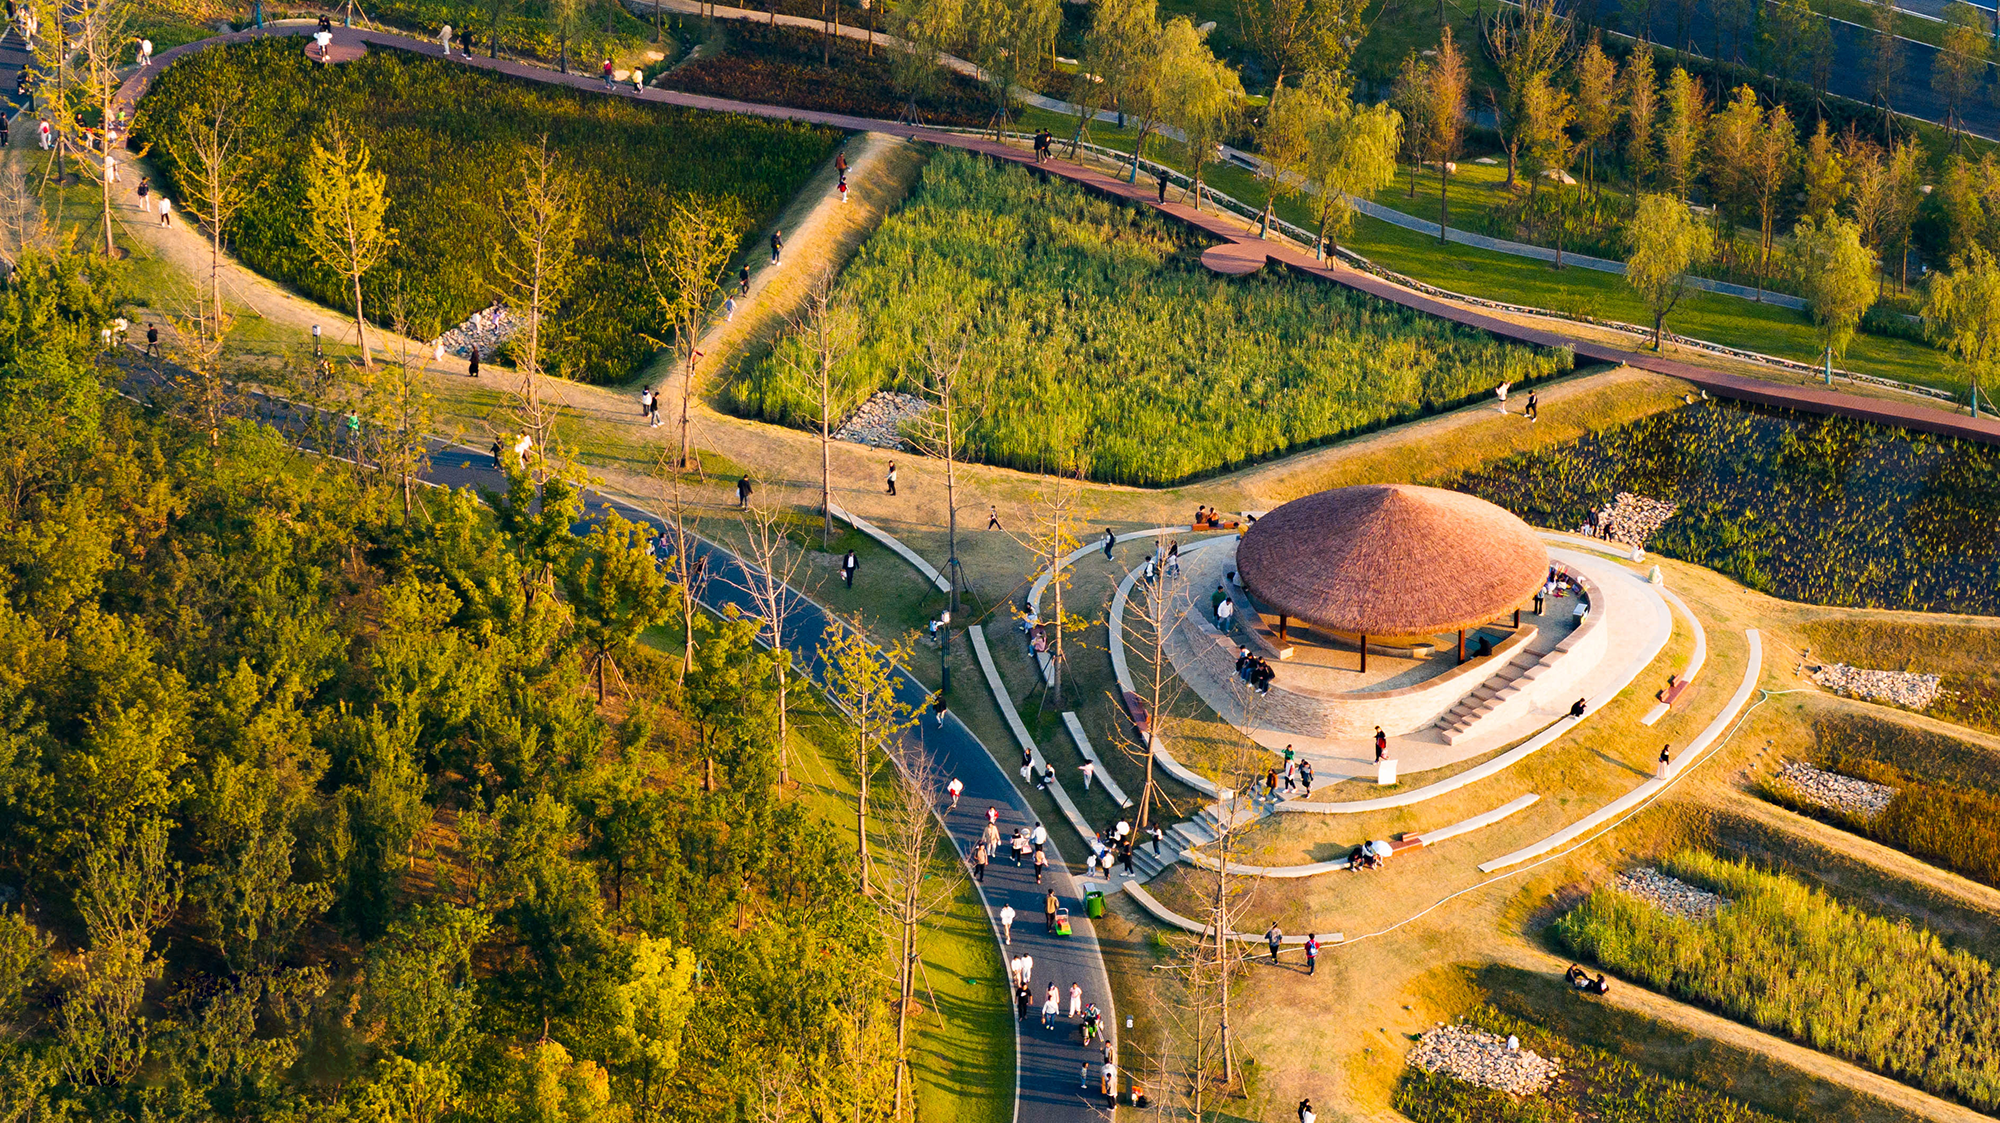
(1012, 104, 1968, 398)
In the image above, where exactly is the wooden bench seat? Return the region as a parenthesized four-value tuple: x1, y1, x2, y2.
(1658, 676, 1694, 706)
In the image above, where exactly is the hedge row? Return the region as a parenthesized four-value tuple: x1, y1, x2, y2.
(660, 21, 987, 127)
(135, 38, 839, 381)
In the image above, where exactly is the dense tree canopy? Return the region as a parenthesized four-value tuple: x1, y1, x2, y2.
(0, 251, 897, 1122)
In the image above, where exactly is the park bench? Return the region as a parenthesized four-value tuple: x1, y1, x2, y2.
(1657, 675, 1694, 707)
(1122, 691, 1151, 740)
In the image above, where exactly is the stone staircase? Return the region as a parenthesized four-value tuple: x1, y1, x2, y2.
(1127, 796, 1280, 882)
(1433, 649, 1548, 745)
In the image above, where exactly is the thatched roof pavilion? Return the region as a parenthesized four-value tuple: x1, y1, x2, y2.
(1236, 485, 1546, 662)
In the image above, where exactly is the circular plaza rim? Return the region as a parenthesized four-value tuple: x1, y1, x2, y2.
(1235, 484, 1548, 637)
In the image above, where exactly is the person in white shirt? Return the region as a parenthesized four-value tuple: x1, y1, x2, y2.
(998, 904, 1015, 944)
(438, 24, 452, 54)
(1031, 823, 1047, 851)
(946, 777, 963, 808)
(1067, 982, 1082, 1019)
(137, 38, 153, 66)
(157, 196, 172, 226)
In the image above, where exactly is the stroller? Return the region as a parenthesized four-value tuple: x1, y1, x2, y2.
(1053, 907, 1073, 937)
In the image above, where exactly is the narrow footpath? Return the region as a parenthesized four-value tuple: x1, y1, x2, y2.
(111, 23, 2000, 448)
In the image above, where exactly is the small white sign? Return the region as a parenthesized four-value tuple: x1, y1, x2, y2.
(1377, 759, 1398, 786)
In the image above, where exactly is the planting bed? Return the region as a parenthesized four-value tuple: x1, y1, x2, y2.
(1557, 850, 2000, 1112)
(1453, 400, 2000, 615)
(732, 150, 1569, 485)
(1394, 1005, 1792, 1123)
(1765, 754, 2000, 892)
(136, 38, 839, 382)
(659, 21, 987, 126)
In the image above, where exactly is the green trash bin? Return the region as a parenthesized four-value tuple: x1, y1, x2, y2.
(1085, 890, 1105, 919)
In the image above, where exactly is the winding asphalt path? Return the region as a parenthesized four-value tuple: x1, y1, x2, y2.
(121, 368, 1117, 1120)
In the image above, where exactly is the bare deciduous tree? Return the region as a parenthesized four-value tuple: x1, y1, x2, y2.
(493, 140, 584, 480)
(1112, 560, 1191, 835)
(777, 267, 857, 546)
(905, 331, 969, 612)
(875, 747, 963, 1120)
(162, 99, 257, 329)
(731, 497, 809, 784)
(647, 197, 740, 475)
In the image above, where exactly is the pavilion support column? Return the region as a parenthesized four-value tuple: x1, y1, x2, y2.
(1457, 629, 1465, 663)
(1513, 608, 1521, 628)
(1280, 616, 1288, 642)
(1359, 634, 1368, 674)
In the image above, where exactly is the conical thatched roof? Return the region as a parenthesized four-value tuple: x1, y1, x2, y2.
(1236, 485, 1547, 636)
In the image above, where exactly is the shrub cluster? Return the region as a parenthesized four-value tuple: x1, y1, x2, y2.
(660, 20, 987, 126)
(733, 149, 1569, 485)
(1393, 1005, 1786, 1123)
(1452, 400, 2000, 615)
(135, 38, 839, 382)
(1556, 850, 2000, 1113)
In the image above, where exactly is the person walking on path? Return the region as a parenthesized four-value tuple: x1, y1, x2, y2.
(999, 903, 1015, 944)
(137, 176, 150, 212)
(738, 265, 750, 296)
(1526, 391, 1539, 421)
(1067, 982, 1082, 1020)
(987, 505, 1002, 530)
(1299, 1099, 1316, 1123)
(137, 37, 152, 66)
(841, 549, 856, 588)
(467, 345, 480, 378)
(437, 23, 451, 54)
(157, 196, 171, 227)
(1300, 758, 1314, 796)
(632, 66, 645, 95)
(1015, 984, 1031, 1020)
(1078, 761, 1094, 791)
(1266, 924, 1283, 963)
(1658, 744, 1671, 778)
(648, 391, 661, 427)
(36, 118, 50, 150)
(981, 817, 1000, 855)
(1033, 849, 1047, 884)
(1494, 380, 1510, 413)
(769, 229, 783, 265)
(946, 777, 963, 808)
(736, 475, 752, 508)
(1102, 527, 1115, 560)
(1374, 727, 1387, 763)
(836, 174, 847, 204)
(972, 842, 987, 882)
(1569, 698, 1586, 720)
(1156, 168, 1169, 203)
(1044, 889, 1059, 934)
(1304, 934, 1320, 975)
(1041, 984, 1060, 1030)
(144, 324, 159, 357)
(1120, 843, 1134, 875)
(601, 57, 614, 88)
(884, 462, 897, 495)
(640, 387, 653, 421)
(1150, 824, 1164, 854)
(1100, 1060, 1117, 1101)
(835, 150, 848, 175)
(1031, 822, 1047, 852)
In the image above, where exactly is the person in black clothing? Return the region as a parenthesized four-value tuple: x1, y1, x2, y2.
(738, 265, 750, 295)
(1569, 698, 1587, 720)
(467, 344, 480, 378)
(490, 437, 502, 465)
(841, 549, 857, 588)
(144, 324, 159, 357)
(317, 13, 331, 33)
(769, 229, 783, 265)
(1156, 169, 1169, 203)
(736, 474, 752, 508)
(1525, 391, 1539, 421)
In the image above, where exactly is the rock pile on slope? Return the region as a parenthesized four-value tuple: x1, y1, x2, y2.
(1774, 760, 1895, 819)
(1615, 867, 1728, 921)
(1808, 663, 1941, 710)
(833, 391, 930, 450)
(1407, 1024, 1559, 1096)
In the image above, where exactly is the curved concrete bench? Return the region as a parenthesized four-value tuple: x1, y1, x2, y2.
(1182, 793, 1540, 877)
(828, 503, 950, 594)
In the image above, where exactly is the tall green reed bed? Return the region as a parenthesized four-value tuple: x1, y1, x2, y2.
(1451, 400, 2000, 614)
(1557, 851, 2000, 1112)
(730, 149, 1569, 485)
(1395, 1005, 1788, 1123)
(136, 39, 837, 382)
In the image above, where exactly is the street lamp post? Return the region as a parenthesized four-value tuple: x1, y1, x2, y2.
(312, 323, 322, 358)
